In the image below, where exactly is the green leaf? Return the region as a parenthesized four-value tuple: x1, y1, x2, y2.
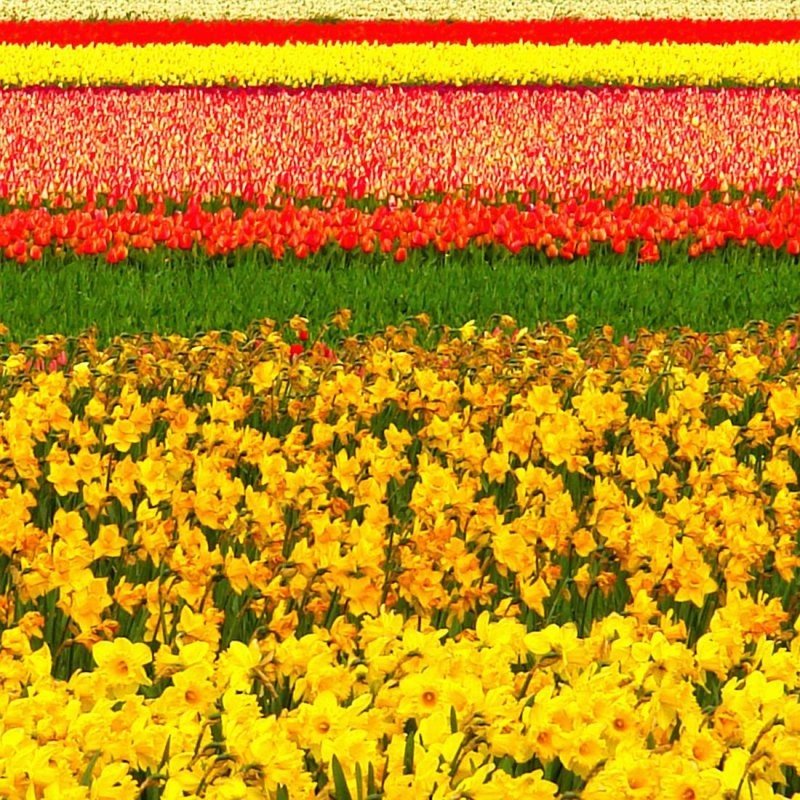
(157, 735, 171, 772)
(331, 755, 353, 800)
(79, 751, 103, 787)
(403, 729, 415, 775)
(497, 755, 515, 776)
(355, 762, 364, 800)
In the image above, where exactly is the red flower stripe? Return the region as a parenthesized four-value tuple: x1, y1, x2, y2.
(1, 19, 799, 46)
(2, 86, 799, 205)
(3, 193, 800, 266)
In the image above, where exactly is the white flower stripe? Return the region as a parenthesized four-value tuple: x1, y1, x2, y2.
(0, 0, 798, 20)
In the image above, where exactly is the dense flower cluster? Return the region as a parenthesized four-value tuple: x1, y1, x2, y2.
(1, 86, 798, 205)
(2, 193, 800, 265)
(2, 41, 800, 87)
(0, 0, 797, 19)
(3, 318, 800, 798)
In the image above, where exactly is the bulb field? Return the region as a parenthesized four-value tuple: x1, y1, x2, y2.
(3, 2, 800, 800)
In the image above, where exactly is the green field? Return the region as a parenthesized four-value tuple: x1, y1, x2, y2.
(2, 243, 798, 343)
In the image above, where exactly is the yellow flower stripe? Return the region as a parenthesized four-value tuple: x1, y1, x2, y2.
(0, 0, 798, 19)
(3, 41, 800, 86)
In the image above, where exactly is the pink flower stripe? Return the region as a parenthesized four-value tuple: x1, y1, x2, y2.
(1, 85, 798, 205)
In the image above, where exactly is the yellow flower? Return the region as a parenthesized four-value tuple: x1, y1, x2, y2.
(519, 576, 550, 616)
(93, 637, 152, 688)
(161, 663, 217, 713)
(671, 539, 718, 608)
(46, 459, 80, 496)
(768, 384, 800, 429)
(51, 508, 88, 547)
(250, 359, 280, 394)
(89, 762, 139, 800)
(562, 721, 607, 778)
(483, 450, 509, 484)
(103, 417, 141, 453)
(459, 320, 477, 341)
(563, 314, 579, 332)
(730, 353, 763, 387)
(72, 447, 103, 483)
(92, 523, 129, 559)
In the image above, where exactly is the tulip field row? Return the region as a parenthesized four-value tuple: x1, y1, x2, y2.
(5, 19, 800, 46)
(4, 41, 800, 87)
(3, 194, 800, 266)
(1, 86, 798, 206)
(5, 1, 800, 799)
(4, 318, 800, 800)
(0, 0, 797, 19)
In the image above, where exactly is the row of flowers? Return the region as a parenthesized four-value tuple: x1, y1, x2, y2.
(0, 0, 797, 19)
(1, 193, 800, 264)
(1, 41, 800, 87)
(2, 317, 800, 798)
(1, 86, 798, 205)
(2, 19, 800, 45)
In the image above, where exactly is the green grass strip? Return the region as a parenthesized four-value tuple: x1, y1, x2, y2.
(2, 243, 799, 344)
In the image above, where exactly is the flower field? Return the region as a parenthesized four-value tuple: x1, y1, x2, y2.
(3, 2, 800, 800)
(4, 193, 800, 266)
(3, 86, 800, 205)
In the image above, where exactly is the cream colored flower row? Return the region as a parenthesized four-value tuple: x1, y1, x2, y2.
(3, 41, 800, 87)
(0, 0, 798, 19)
